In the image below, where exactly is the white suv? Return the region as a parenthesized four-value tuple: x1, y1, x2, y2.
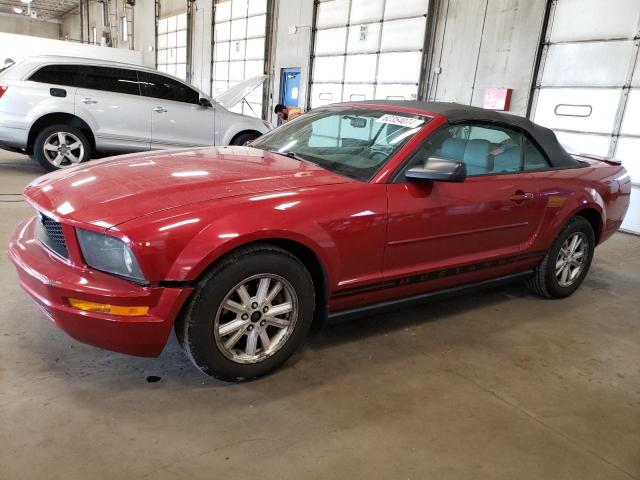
(0, 56, 272, 171)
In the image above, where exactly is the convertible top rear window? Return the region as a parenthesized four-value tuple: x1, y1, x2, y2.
(251, 108, 429, 182)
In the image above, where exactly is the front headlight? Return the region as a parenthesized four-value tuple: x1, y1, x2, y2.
(76, 229, 145, 283)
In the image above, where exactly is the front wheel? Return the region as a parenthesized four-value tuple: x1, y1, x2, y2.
(526, 216, 595, 298)
(181, 244, 315, 380)
(33, 124, 91, 172)
(230, 132, 260, 146)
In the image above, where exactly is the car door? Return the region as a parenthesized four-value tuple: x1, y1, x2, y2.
(137, 71, 215, 149)
(74, 65, 151, 152)
(382, 122, 547, 300)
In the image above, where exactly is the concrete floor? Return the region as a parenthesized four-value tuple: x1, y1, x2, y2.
(0, 150, 638, 480)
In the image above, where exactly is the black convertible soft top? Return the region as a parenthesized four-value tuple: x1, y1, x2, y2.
(344, 100, 580, 168)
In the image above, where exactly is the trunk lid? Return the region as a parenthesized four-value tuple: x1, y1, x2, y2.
(572, 153, 622, 166)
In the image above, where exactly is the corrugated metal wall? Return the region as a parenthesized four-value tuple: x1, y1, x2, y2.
(427, 0, 546, 116)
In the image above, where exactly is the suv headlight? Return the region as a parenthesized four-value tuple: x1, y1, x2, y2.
(76, 229, 145, 283)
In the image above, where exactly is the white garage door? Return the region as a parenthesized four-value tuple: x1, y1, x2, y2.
(309, 0, 429, 109)
(212, 0, 268, 117)
(530, 0, 640, 234)
(157, 13, 188, 81)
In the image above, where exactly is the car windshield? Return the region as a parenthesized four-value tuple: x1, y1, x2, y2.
(251, 108, 429, 181)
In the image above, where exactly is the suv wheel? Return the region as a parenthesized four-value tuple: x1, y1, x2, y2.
(526, 216, 595, 298)
(231, 132, 260, 146)
(181, 244, 315, 381)
(33, 124, 91, 171)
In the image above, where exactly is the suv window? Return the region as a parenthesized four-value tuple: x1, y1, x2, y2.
(29, 65, 79, 87)
(77, 66, 141, 96)
(138, 71, 199, 104)
(403, 123, 548, 177)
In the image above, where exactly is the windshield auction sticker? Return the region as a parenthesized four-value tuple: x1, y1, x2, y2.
(376, 114, 424, 129)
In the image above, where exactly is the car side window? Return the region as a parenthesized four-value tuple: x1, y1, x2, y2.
(29, 65, 79, 87)
(138, 71, 199, 104)
(76, 66, 141, 96)
(402, 123, 527, 178)
(523, 138, 550, 171)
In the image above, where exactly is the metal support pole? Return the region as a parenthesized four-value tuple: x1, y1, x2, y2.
(186, 0, 195, 84)
(305, 0, 319, 111)
(262, 0, 275, 119)
(79, 0, 84, 43)
(526, 0, 555, 119)
(419, 0, 439, 101)
(86, 0, 91, 45)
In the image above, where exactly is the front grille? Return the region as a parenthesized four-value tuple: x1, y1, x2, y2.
(37, 213, 68, 258)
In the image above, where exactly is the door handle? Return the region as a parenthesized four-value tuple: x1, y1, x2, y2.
(82, 97, 97, 104)
(509, 191, 535, 204)
(153, 106, 167, 113)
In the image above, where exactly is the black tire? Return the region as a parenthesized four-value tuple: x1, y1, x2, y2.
(33, 124, 91, 172)
(181, 244, 315, 381)
(230, 132, 260, 146)
(526, 216, 595, 298)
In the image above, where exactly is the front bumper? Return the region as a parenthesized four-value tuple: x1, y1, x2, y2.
(7, 217, 193, 357)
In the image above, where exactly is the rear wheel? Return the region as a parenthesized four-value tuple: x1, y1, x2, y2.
(526, 216, 595, 298)
(181, 244, 315, 380)
(231, 132, 260, 146)
(33, 124, 91, 171)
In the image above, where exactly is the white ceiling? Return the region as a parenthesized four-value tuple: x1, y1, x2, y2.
(0, 0, 80, 20)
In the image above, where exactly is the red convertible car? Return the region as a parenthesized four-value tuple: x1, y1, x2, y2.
(8, 101, 631, 380)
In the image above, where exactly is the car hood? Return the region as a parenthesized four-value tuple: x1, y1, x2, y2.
(214, 75, 268, 110)
(24, 147, 351, 229)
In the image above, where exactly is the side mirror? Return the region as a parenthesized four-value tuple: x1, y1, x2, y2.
(405, 156, 467, 182)
(199, 98, 213, 108)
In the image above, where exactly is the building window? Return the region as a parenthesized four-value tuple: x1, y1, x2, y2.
(101, 2, 107, 27)
(121, 16, 128, 42)
(212, 0, 268, 117)
(157, 13, 188, 80)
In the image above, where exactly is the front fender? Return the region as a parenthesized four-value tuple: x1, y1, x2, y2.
(173, 226, 334, 284)
(216, 108, 270, 145)
(113, 195, 340, 287)
(112, 182, 386, 293)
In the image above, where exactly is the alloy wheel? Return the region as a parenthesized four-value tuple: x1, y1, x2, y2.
(43, 131, 84, 168)
(555, 232, 588, 287)
(214, 274, 298, 364)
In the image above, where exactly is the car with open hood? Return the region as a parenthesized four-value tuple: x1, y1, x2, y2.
(8, 101, 631, 380)
(0, 56, 272, 171)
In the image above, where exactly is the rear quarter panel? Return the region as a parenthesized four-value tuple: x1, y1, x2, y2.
(525, 161, 630, 251)
(1, 78, 76, 147)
